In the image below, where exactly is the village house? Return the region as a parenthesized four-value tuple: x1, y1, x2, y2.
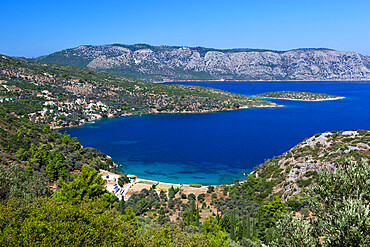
(97, 101, 106, 107)
(44, 101, 55, 106)
(155, 188, 167, 195)
(42, 90, 51, 94)
(0, 97, 14, 102)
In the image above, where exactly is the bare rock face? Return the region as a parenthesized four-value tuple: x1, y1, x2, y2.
(33, 44, 370, 81)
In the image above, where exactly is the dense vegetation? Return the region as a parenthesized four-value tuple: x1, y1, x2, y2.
(255, 91, 344, 101)
(0, 106, 113, 181)
(272, 158, 369, 246)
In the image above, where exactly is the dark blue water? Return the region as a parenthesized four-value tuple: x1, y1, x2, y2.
(62, 81, 370, 185)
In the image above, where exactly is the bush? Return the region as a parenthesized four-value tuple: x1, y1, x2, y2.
(188, 193, 196, 201)
(207, 185, 215, 193)
(197, 193, 205, 203)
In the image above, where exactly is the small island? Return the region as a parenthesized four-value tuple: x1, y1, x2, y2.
(254, 91, 345, 101)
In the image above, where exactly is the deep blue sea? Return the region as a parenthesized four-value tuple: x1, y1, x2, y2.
(61, 81, 370, 185)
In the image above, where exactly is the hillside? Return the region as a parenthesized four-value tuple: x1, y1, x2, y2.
(0, 105, 115, 190)
(0, 55, 275, 128)
(251, 130, 370, 201)
(26, 44, 370, 82)
(255, 91, 344, 101)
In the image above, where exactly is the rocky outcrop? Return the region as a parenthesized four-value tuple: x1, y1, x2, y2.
(30, 44, 370, 82)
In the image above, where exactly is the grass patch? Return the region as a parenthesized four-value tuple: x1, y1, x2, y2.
(157, 184, 177, 190)
(137, 181, 155, 185)
(189, 183, 202, 188)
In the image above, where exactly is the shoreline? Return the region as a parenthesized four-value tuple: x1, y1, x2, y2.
(158, 79, 370, 83)
(101, 169, 249, 189)
(51, 102, 279, 130)
(102, 169, 249, 201)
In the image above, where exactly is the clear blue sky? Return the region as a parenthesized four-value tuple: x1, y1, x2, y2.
(1, 0, 369, 56)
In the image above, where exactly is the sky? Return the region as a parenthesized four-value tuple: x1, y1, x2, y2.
(1, 0, 369, 57)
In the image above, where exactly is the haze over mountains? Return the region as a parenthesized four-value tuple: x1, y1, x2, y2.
(26, 44, 370, 82)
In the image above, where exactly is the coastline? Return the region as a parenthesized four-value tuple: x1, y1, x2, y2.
(101, 169, 249, 201)
(157, 79, 370, 83)
(51, 102, 279, 130)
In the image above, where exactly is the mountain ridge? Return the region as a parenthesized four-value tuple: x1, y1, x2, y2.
(24, 44, 370, 82)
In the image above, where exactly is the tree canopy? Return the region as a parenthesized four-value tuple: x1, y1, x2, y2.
(54, 165, 116, 207)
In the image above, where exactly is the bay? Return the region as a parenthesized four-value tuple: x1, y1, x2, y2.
(61, 81, 370, 185)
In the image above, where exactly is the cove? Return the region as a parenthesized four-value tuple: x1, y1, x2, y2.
(61, 81, 370, 185)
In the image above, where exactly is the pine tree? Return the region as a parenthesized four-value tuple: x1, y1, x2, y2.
(230, 211, 236, 240)
(237, 219, 244, 241)
(252, 218, 258, 240)
(119, 199, 125, 215)
(24, 162, 33, 178)
(245, 214, 251, 240)
(196, 204, 200, 227)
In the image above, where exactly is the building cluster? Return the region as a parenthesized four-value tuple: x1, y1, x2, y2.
(0, 97, 13, 103)
(0, 80, 18, 102)
(100, 172, 124, 200)
(32, 90, 123, 127)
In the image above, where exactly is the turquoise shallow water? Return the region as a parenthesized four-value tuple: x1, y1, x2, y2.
(61, 81, 370, 185)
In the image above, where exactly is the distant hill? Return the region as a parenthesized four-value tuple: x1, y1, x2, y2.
(25, 44, 370, 82)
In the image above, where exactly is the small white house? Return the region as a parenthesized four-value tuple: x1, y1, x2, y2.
(44, 101, 55, 106)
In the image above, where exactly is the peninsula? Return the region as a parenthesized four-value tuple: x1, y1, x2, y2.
(254, 91, 345, 101)
(0, 55, 276, 129)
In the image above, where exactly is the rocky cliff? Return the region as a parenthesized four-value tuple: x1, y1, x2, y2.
(28, 44, 370, 82)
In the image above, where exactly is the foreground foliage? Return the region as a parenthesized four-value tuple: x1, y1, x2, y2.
(55, 165, 116, 207)
(0, 197, 230, 246)
(272, 158, 370, 246)
(0, 198, 138, 246)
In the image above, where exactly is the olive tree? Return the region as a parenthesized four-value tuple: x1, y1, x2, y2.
(272, 158, 369, 246)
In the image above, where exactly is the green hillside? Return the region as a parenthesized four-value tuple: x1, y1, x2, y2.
(0, 55, 275, 128)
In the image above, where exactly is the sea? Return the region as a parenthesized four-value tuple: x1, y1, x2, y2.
(61, 81, 370, 185)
